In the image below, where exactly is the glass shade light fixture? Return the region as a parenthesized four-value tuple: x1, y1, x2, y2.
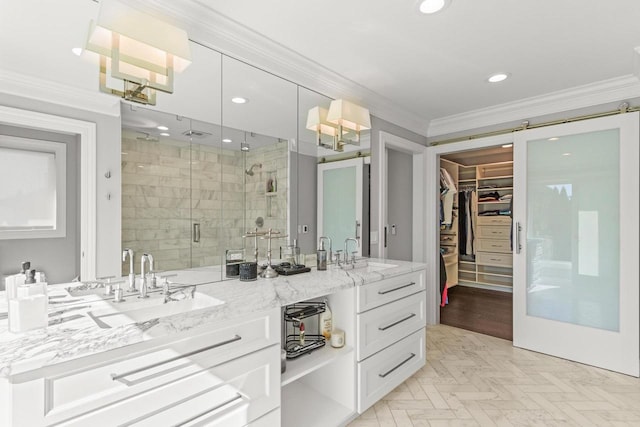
(84, 0, 192, 105)
(326, 99, 371, 152)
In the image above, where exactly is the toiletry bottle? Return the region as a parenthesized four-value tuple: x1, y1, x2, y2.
(320, 298, 332, 340)
(9, 269, 48, 333)
(5, 261, 30, 300)
(317, 240, 327, 271)
(299, 321, 305, 345)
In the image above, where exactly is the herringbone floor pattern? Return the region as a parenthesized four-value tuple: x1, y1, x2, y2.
(348, 324, 640, 427)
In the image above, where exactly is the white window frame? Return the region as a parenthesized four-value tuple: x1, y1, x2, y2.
(0, 135, 67, 239)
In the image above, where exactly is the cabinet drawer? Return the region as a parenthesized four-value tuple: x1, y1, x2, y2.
(38, 309, 279, 425)
(476, 226, 510, 239)
(477, 216, 511, 226)
(476, 252, 512, 267)
(357, 270, 424, 313)
(59, 344, 280, 427)
(356, 292, 425, 361)
(357, 329, 425, 413)
(476, 239, 511, 253)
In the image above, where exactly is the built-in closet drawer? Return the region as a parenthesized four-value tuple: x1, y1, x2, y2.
(26, 309, 279, 426)
(58, 344, 280, 427)
(357, 329, 425, 413)
(476, 225, 510, 239)
(476, 239, 511, 253)
(476, 252, 512, 267)
(356, 270, 424, 313)
(356, 292, 425, 361)
(477, 216, 511, 226)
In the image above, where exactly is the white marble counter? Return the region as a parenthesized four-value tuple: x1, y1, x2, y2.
(0, 258, 425, 378)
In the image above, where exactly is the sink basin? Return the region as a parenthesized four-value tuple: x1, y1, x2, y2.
(86, 288, 224, 329)
(340, 260, 398, 272)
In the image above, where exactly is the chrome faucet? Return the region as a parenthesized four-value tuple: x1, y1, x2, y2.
(122, 248, 135, 291)
(344, 237, 360, 264)
(140, 253, 153, 298)
(319, 236, 332, 264)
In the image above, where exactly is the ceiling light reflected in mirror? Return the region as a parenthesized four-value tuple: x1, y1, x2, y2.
(418, 0, 451, 14)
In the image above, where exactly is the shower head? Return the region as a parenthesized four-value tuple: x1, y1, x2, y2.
(245, 163, 262, 176)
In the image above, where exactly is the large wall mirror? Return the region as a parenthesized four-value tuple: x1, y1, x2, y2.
(120, 49, 297, 281)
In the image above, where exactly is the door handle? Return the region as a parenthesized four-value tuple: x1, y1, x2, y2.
(515, 221, 522, 254)
(355, 220, 361, 241)
(193, 223, 200, 243)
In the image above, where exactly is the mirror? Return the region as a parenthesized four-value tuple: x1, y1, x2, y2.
(120, 50, 297, 281)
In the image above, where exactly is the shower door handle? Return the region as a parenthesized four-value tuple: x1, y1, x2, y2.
(355, 220, 361, 241)
(193, 223, 200, 243)
(515, 221, 522, 254)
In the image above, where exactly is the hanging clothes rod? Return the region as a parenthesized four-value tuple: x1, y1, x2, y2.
(429, 102, 639, 146)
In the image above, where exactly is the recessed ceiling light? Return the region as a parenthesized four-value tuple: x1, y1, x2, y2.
(71, 47, 83, 56)
(501, 144, 513, 148)
(418, 0, 451, 14)
(231, 97, 248, 104)
(157, 125, 169, 131)
(548, 137, 559, 141)
(487, 73, 509, 83)
(562, 152, 571, 156)
(160, 132, 170, 136)
(222, 138, 232, 143)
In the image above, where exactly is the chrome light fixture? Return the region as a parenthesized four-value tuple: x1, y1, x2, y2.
(326, 99, 371, 152)
(85, 0, 192, 105)
(306, 106, 339, 150)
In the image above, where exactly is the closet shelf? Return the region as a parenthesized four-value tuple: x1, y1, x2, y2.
(477, 186, 513, 191)
(478, 175, 512, 180)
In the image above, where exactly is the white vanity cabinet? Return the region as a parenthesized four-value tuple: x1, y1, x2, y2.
(2, 308, 281, 427)
(355, 269, 427, 413)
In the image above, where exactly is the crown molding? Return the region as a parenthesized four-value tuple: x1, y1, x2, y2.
(0, 69, 121, 117)
(134, 0, 429, 136)
(428, 74, 640, 137)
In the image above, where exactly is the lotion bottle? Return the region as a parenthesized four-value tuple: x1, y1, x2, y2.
(320, 298, 332, 340)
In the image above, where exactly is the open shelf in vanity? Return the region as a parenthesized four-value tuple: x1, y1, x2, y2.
(280, 287, 356, 427)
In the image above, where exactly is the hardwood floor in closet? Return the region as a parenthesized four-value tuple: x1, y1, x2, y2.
(440, 285, 513, 341)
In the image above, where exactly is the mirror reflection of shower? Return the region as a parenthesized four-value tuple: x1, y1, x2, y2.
(245, 163, 262, 176)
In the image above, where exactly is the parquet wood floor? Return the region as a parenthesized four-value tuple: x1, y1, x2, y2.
(348, 324, 640, 427)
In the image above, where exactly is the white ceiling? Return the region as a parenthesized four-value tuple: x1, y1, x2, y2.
(193, 0, 640, 125)
(2, 0, 640, 139)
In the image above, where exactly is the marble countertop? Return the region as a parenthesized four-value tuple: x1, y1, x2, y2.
(0, 258, 426, 379)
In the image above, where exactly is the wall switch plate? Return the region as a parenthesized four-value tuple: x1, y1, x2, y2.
(370, 231, 378, 244)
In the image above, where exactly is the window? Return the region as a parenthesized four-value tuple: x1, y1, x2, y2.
(0, 135, 66, 239)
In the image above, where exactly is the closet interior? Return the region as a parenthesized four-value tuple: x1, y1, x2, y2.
(439, 145, 514, 293)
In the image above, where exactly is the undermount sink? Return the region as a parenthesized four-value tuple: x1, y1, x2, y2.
(86, 287, 224, 329)
(340, 260, 398, 272)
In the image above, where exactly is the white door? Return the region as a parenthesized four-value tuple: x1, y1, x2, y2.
(513, 112, 639, 376)
(317, 158, 363, 259)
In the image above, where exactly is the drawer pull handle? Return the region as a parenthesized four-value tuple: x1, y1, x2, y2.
(379, 353, 416, 378)
(111, 335, 242, 384)
(171, 393, 243, 427)
(378, 282, 416, 295)
(378, 313, 416, 331)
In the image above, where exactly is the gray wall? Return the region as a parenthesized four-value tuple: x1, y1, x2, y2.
(1, 94, 122, 281)
(386, 149, 413, 261)
(0, 125, 79, 284)
(293, 152, 318, 255)
(370, 116, 427, 258)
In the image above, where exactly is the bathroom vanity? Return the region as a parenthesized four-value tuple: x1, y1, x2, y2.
(0, 259, 426, 427)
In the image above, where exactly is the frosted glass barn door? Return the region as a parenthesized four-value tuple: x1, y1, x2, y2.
(317, 158, 363, 259)
(513, 112, 639, 376)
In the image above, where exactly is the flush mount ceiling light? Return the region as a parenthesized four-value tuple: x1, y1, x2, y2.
(85, 0, 191, 105)
(71, 47, 83, 56)
(222, 138, 232, 143)
(157, 125, 169, 131)
(159, 132, 170, 136)
(231, 97, 248, 104)
(502, 143, 513, 148)
(487, 73, 509, 83)
(326, 99, 371, 152)
(418, 0, 451, 14)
